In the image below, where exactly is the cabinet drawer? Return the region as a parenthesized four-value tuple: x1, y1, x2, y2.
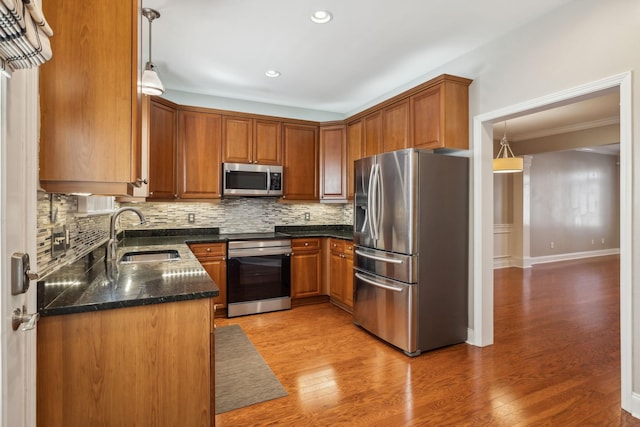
(189, 242, 226, 258)
(292, 238, 321, 251)
(344, 241, 354, 255)
(329, 238, 345, 253)
(330, 238, 354, 254)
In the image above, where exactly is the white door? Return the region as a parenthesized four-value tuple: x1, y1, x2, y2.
(1, 69, 39, 426)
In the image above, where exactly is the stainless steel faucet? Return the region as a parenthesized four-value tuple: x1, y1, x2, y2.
(106, 207, 147, 261)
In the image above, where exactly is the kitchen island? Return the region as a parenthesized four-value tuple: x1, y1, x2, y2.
(37, 232, 220, 427)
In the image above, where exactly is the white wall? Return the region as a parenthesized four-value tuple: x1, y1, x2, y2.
(530, 150, 620, 257)
(406, 0, 640, 410)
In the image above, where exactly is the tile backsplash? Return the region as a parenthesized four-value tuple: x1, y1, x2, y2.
(37, 193, 111, 278)
(118, 199, 353, 233)
(37, 194, 353, 276)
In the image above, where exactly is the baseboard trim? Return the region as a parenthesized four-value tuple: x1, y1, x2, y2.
(530, 248, 620, 265)
(630, 391, 640, 419)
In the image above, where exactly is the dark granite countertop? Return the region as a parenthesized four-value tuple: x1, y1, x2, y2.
(37, 228, 222, 317)
(37, 226, 353, 317)
(275, 225, 353, 240)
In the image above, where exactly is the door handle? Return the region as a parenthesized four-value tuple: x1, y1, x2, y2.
(12, 306, 39, 331)
(355, 250, 404, 264)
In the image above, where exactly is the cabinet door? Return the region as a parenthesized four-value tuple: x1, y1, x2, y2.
(329, 250, 344, 301)
(148, 99, 177, 200)
(282, 123, 319, 200)
(343, 243, 354, 308)
(346, 121, 363, 200)
(39, 0, 142, 195)
(363, 111, 383, 158)
(177, 110, 222, 199)
(411, 78, 470, 150)
(383, 99, 410, 152)
(319, 125, 346, 201)
(254, 120, 282, 165)
(411, 85, 442, 149)
(291, 250, 322, 298)
(291, 238, 321, 298)
(222, 116, 253, 164)
(200, 259, 227, 309)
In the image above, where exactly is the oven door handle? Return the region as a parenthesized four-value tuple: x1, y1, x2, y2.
(228, 247, 293, 257)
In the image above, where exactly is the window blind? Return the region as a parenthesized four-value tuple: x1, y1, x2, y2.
(0, 0, 52, 76)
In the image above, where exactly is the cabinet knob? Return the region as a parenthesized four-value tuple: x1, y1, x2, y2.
(222, 256, 226, 260)
(134, 178, 148, 187)
(304, 242, 309, 246)
(206, 247, 211, 252)
(149, 191, 154, 196)
(174, 194, 179, 199)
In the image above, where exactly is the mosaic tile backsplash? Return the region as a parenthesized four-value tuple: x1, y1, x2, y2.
(117, 199, 353, 232)
(37, 194, 353, 277)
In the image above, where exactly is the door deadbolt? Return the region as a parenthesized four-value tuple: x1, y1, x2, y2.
(11, 252, 39, 296)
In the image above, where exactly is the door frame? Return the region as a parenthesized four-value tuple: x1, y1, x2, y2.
(0, 68, 40, 426)
(470, 72, 635, 414)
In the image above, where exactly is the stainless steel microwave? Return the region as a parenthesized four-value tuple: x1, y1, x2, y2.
(222, 163, 283, 197)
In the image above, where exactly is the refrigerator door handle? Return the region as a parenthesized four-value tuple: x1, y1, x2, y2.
(355, 272, 404, 292)
(367, 164, 377, 240)
(355, 250, 404, 264)
(371, 163, 381, 240)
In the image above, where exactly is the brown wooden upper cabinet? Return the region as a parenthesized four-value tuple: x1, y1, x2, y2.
(148, 99, 178, 200)
(319, 125, 347, 201)
(39, 0, 144, 196)
(282, 123, 319, 200)
(383, 99, 410, 152)
(222, 116, 282, 165)
(177, 110, 223, 199)
(363, 111, 383, 158)
(411, 75, 471, 150)
(346, 121, 363, 200)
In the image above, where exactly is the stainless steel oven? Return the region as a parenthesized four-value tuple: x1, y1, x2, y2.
(227, 239, 292, 317)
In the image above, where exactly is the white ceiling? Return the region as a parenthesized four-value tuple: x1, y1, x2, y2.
(143, 0, 619, 152)
(143, 0, 577, 116)
(492, 91, 620, 142)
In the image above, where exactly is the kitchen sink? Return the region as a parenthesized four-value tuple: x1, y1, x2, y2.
(119, 249, 181, 264)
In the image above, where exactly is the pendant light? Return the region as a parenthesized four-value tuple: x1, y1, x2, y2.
(141, 8, 164, 96)
(493, 121, 523, 173)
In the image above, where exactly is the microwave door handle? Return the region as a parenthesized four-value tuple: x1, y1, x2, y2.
(266, 168, 271, 193)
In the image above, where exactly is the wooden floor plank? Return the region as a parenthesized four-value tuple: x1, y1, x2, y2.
(215, 255, 639, 426)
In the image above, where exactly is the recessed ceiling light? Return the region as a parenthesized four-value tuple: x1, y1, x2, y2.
(265, 70, 281, 78)
(311, 10, 332, 24)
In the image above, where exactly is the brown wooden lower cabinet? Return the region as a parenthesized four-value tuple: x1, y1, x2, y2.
(291, 238, 322, 299)
(328, 238, 354, 312)
(37, 298, 215, 427)
(190, 242, 227, 312)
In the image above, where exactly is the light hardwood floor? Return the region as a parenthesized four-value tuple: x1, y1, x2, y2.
(215, 255, 639, 426)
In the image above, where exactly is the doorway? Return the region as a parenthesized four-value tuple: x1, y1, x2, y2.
(471, 72, 634, 414)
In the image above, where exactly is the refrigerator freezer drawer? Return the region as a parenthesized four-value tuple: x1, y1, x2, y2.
(354, 246, 416, 284)
(353, 270, 418, 355)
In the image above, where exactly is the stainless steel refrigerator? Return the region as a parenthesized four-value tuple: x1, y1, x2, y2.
(353, 148, 468, 356)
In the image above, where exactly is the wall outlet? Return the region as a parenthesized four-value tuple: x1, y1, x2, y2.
(304, 212, 310, 221)
(601, 237, 605, 244)
(188, 213, 196, 223)
(591, 239, 595, 245)
(550, 241, 554, 249)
